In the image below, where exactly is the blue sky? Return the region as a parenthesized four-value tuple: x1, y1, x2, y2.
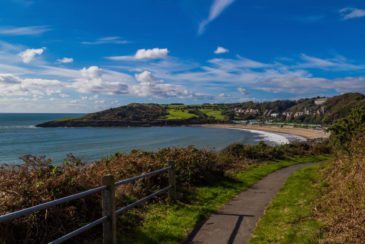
(0, 0, 365, 112)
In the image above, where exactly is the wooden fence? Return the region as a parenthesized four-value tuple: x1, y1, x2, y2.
(0, 162, 176, 244)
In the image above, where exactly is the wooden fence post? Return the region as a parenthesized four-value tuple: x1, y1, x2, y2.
(102, 175, 116, 244)
(168, 161, 176, 202)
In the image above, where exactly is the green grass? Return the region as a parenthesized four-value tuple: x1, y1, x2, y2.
(199, 109, 226, 121)
(166, 104, 184, 109)
(166, 109, 197, 120)
(165, 106, 226, 121)
(122, 155, 329, 243)
(250, 163, 326, 244)
(55, 117, 78, 122)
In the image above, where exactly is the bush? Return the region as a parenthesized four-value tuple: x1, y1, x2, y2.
(219, 140, 330, 164)
(328, 108, 365, 154)
(316, 109, 365, 243)
(220, 142, 283, 161)
(0, 155, 101, 243)
(157, 147, 222, 187)
(0, 148, 222, 242)
(0, 140, 329, 242)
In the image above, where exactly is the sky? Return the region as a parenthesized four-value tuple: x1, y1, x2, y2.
(0, 0, 365, 113)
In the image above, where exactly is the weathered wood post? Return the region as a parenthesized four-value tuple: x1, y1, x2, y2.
(168, 161, 176, 202)
(102, 175, 116, 244)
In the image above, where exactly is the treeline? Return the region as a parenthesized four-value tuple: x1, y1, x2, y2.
(0, 141, 330, 243)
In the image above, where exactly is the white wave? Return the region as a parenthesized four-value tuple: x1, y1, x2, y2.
(227, 128, 307, 145)
(238, 129, 289, 144)
(0, 125, 37, 129)
(277, 133, 307, 142)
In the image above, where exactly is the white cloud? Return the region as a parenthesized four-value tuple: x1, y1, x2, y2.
(132, 71, 193, 98)
(148, 54, 365, 97)
(59, 93, 69, 98)
(81, 36, 128, 45)
(331, 76, 365, 93)
(300, 54, 335, 67)
(340, 7, 365, 20)
(199, 0, 235, 34)
(71, 66, 129, 95)
(1, 35, 365, 111)
(39, 65, 82, 79)
(238, 87, 248, 95)
(298, 54, 363, 70)
(19, 48, 45, 63)
(254, 72, 365, 95)
(209, 57, 268, 69)
(81, 66, 102, 79)
(0, 73, 22, 84)
(0, 26, 50, 36)
(0, 41, 36, 72)
(57, 57, 74, 64)
(214, 46, 229, 54)
(0, 73, 63, 97)
(135, 48, 169, 60)
(107, 48, 169, 61)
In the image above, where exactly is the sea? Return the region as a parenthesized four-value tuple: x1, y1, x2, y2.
(0, 113, 303, 164)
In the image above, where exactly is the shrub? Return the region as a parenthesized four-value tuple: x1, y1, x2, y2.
(220, 142, 284, 162)
(316, 109, 365, 242)
(0, 155, 101, 243)
(156, 147, 222, 187)
(0, 148, 222, 242)
(328, 108, 365, 154)
(0, 140, 328, 242)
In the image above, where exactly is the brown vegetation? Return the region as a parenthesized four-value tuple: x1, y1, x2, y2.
(316, 109, 365, 243)
(0, 141, 330, 243)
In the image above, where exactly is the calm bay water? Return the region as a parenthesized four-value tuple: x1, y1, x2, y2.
(0, 113, 267, 164)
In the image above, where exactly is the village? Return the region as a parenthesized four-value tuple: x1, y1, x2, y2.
(233, 98, 328, 121)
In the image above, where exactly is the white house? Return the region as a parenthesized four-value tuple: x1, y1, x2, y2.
(315, 98, 327, 105)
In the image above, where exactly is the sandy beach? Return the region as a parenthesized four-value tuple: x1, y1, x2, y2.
(201, 124, 329, 140)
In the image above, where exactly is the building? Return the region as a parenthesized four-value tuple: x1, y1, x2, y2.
(314, 98, 327, 105)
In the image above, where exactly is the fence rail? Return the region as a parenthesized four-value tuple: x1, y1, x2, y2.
(0, 162, 176, 244)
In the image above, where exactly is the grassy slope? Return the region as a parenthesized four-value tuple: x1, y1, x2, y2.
(250, 163, 327, 244)
(166, 107, 227, 121)
(123, 155, 329, 243)
(199, 109, 226, 121)
(55, 117, 78, 122)
(166, 108, 197, 120)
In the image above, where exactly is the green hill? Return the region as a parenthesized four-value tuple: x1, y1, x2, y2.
(37, 103, 225, 127)
(37, 93, 365, 127)
(321, 93, 365, 123)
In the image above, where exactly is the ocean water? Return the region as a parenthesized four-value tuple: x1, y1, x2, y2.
(0, 113, 289, 164)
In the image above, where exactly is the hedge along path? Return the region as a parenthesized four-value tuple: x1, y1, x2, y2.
(188, 162, 316, 244)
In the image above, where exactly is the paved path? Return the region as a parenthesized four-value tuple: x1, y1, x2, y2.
(187, 163, 315, 244)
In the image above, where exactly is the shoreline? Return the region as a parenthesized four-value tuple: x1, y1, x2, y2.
(199, 124, 329, 140)
(232, 128, 303, 144)
(0, 124, 328, 164)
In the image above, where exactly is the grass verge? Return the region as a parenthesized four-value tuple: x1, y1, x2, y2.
(250, 162, 328, 244)
(122, 154, 330, 243)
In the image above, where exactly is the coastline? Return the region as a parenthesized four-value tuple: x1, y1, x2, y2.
(199, 124, 329, 141)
